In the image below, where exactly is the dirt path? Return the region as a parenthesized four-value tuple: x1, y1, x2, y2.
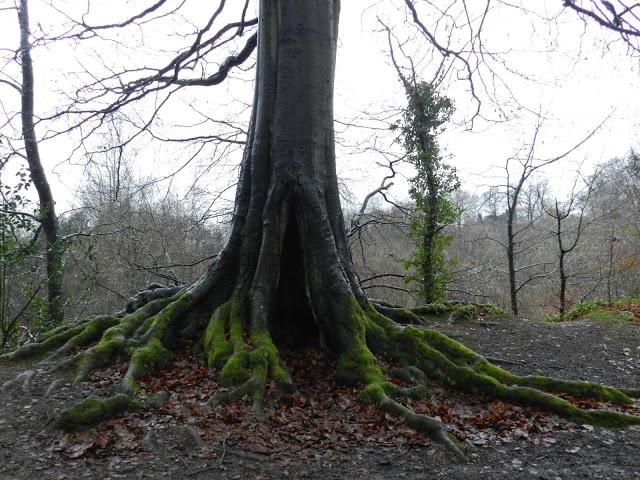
(1, 314, 639, 480)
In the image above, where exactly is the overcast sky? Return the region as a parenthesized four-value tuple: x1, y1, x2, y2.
(1, 0, 639, 214)
(336, 1, 640, 201)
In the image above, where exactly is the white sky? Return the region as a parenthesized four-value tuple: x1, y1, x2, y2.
(1, 0, 639, 214)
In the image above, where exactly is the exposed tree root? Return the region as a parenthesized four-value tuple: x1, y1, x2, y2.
(358, 301, 639, 427)
(622, 388, 640, 398)
(371, 301, 506, 325)
(57, 394, 141, 432)
(1, 291, 639, 456)
(201, 297, 292, 415)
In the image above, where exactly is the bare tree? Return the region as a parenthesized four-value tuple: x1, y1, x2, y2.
(13, 0, 64, 325)
(497, 118, 600, 314)
(543, 173, 595, 316)
(563, 0, 640, 52)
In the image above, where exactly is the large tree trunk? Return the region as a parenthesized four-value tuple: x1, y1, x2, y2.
(195, 0, 364, 355)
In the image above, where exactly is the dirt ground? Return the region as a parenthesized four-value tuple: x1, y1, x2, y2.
(1, 313, 639, 480)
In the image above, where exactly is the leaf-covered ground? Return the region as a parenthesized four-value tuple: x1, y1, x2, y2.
(600, 302, 640, 324)
(1, 313, 639, 479)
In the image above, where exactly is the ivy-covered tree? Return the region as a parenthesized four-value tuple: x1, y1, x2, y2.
(400, 82, 461, 303)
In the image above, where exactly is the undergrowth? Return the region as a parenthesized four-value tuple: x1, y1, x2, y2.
(544, 297, 640, 323)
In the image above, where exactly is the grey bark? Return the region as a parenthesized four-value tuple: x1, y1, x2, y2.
(18, 0, 64, 325)
(506, 179, 524, 316)
(185, 0, 362, 352)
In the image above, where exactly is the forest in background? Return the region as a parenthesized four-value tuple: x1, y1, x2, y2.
(3, 144, 639, 351)
(1, 0, 640, 350)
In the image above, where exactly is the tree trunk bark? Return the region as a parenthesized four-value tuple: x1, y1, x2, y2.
(188, 0, 362, 354)
(18, 0, 64, 326)
(507, 210, 518, 315)
(559, 253, 566, 316)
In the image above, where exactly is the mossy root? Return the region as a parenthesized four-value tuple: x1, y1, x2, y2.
(58, 394, 140, 432)
(202, 298, 292, 414)
(361, 305, 640, 429)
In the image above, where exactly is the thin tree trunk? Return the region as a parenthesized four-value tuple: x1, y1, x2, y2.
(507, 210, 518, 315)
(422, 164, 439, 304)
(559, 251, 566, 316)
(607, 227, 616, 305)
(18, 0, 63, 325)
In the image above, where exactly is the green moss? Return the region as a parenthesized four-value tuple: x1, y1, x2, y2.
(518, 376, 631, 405)
(220, 349, 250, 385)
(389, 367, 419, 384)
(1, 323, 88, 361)
(358, 382, 388, 404)
(365, 304, 397, 330)
(202, 305, 230, 366)
(505, 385, 594, 421)
(102, 311, 147, 341)
(403, 384, 431, 399)
(199, 298, 254, 386)
(127, 293, 192, 342)
(90, 338, 127, 363)
(389, 329, 438, 374)
(39, 324, 71, 342)
(386, 380, 431, 401)
(398, 308, 421, 323)
(412, 303, 449, 316)
(467, 380, 639, 428)
(390, 349, 412, 366)
(585, 410, 640, 427)
(365, 299, 640, 432)
(73, 338, 128, 383)
(336, 344, 385, 385)
(418, 327, 480, 365)
(336, 298, 385, 385)
(202, 299, 291, 401)
(228, 311, 244, 347)
(82, 315, 121, 338)
(208, 338, 232, 369)
(55, 316, 121, 356)
(123, 337, 172, 392)
(250, 328, 291, 388)
(475, 359, 518, 383)
(475, 359, 632, 404)
(58, 394, 140, 431)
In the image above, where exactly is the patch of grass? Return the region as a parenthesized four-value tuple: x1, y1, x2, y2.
(544, 297, 640, 323)
(544, 300, 606, 322)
